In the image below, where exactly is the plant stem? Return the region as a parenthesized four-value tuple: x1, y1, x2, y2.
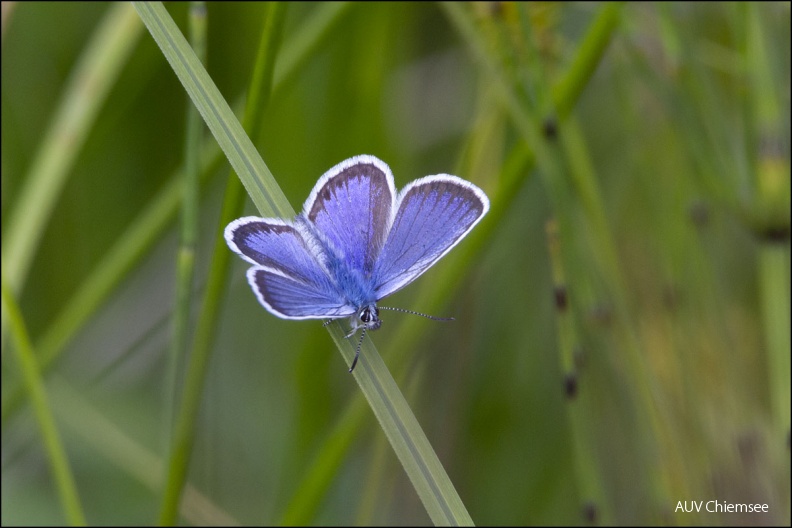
(1, 276, 87, 526)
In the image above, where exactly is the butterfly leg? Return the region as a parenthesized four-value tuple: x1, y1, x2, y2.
(344, 316, 363, 339)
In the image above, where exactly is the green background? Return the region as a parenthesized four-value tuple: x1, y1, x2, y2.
(2, 2, 789, 525)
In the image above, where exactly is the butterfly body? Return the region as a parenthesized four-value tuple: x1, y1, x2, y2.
(294, 214, 380, 313)
(225, 155, 489, 370)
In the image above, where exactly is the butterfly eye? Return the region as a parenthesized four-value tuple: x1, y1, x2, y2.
(359, 306, 381, 331)
(359, 306, 377, 323)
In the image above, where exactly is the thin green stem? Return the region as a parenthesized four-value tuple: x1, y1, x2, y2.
(745, 4, 791, 435)
(158, 3, 288, 524)
(545, 220, 612, 524)
(759, 248, 791, 431)
(552, 2, 623, 117)
(1, 276, 87, 526)
(165, 0, 207, 447)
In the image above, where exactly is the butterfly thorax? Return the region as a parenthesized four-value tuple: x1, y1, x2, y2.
(298, 215, 380, 311)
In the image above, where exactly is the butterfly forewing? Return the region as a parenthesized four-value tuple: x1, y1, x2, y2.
(373, 175, 489, 299)
(303, 155, 396, 276)
(226, 219, 315, 279)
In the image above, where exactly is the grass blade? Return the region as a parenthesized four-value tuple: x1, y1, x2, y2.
(1, 276, 86, 526)
(164, 0, 207, 445)
(157, 2, 288, 524)
(133, 2, 291, 219)
(135, 2, 473, 524)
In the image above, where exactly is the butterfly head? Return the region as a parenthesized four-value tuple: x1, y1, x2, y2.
(358, 305, 382, 331)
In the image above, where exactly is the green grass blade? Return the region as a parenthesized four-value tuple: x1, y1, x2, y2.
(745, 4, 791, 437)
(157, 2, 288, 524)
(133, 1, 291, 219)
(326, 323, 474, 526)
(1, 277, 87, 526)
(552, 2, 623, 117)
(164, 0, 207, 446)
(135, 2, 473, 524)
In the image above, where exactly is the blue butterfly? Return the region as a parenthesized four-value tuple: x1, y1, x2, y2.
(225, 155, 489, 371)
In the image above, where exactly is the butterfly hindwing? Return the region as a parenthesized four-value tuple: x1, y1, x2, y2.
(225, 217, 355, 319)
(247, 268, 356, 319)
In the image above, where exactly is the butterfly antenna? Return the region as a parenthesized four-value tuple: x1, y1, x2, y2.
(378, 306, 454, 322)
(349, 328, 366, 373)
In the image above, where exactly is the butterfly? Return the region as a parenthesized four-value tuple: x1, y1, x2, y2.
(225, 155, 489, 371)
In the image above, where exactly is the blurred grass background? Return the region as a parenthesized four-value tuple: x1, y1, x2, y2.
(1, 2, 789, 525)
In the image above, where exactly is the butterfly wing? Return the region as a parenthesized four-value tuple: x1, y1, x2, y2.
(373, 175, 489, 300)
(246, 268, 357, 319)
(225, 217, 356, 319)
(302, 155, 396, 277)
